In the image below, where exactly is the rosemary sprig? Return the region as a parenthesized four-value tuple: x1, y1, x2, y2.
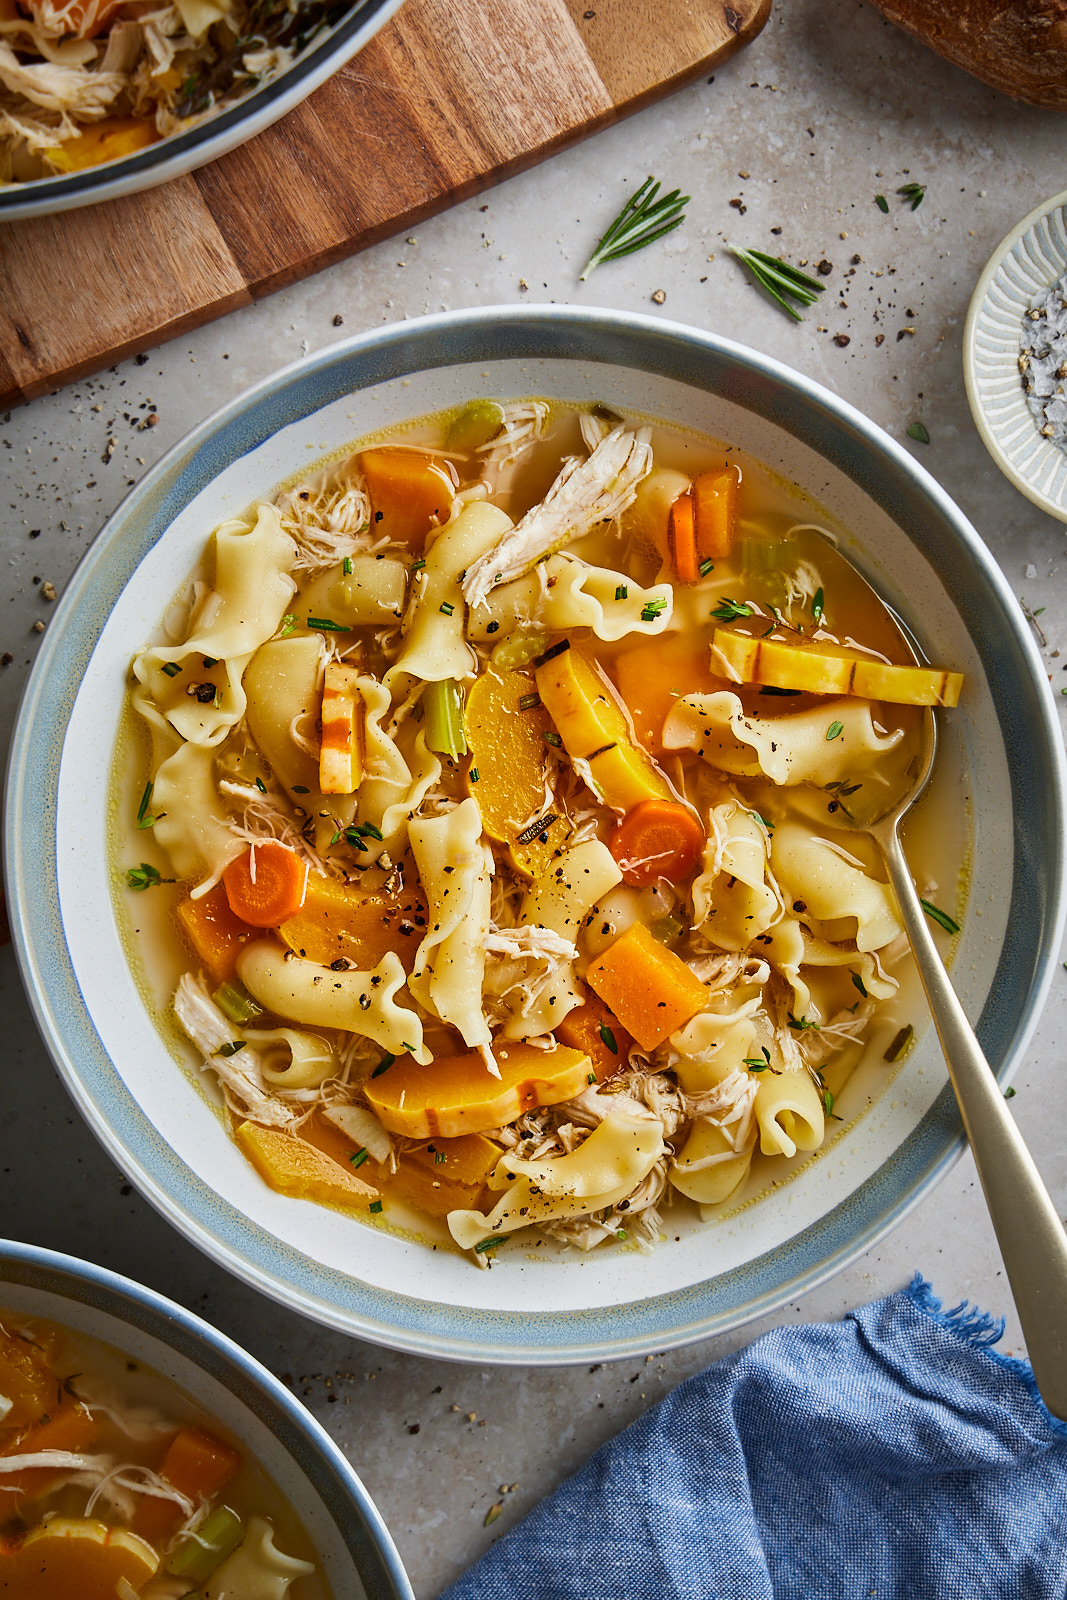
(730, 247, 826, 322)
(579, 176, 689, 281)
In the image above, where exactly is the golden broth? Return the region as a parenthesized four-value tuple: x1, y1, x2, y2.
(110, 398, 970, 1258)
(0, 1311, 327, 1599)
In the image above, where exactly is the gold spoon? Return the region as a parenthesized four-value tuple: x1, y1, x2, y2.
(821, 548, 1067, 1421)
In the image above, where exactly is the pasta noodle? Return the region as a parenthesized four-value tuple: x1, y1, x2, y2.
(117, 398, 965, 1262)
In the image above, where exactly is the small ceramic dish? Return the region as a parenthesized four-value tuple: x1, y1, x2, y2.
(0, 0, 402, 224)
(6, 306, 1065, 1364)
(0, 1238, 414, 1598)
(964, 188, 1067, 522)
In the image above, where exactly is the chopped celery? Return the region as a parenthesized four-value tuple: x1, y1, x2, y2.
(490, 632, 551, 670)
(423, 679, 467, 760)
(213, 979, 264, 1026)
(446, 399, 505, 452)
(648, 914, 684, 946)
(167, 1505, 244, 1582)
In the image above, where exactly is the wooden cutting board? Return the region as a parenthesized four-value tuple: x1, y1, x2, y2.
(0, 0, 769, 408)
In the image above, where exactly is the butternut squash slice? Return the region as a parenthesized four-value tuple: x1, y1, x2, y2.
(464, 666, 569, 877)
(535, 642, 674, 812)
(0, 1518, 158, 1599)
(586, 922, 708, 1050)
(278, 874, 425, 970)
(365, 1040, 593, 1139)
(713, 628, 963, 707)
(359, 448, 456, 549)
(175, 882, 259, 985)
(389, 1134, 503, 1216)
(234, 1122, 379, 1210)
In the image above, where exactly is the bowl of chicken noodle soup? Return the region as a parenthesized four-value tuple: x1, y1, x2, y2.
(0, 0, 402, 219)
(7, 307, 1064, 1361)
(0, 1240, 413, 1599)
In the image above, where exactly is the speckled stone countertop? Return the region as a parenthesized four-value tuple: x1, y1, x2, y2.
(2, 1, 1066, 1593)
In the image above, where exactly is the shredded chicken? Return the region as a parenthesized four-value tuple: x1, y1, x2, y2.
(461, 426, 653, 607)
(174, 975, 294, 1128)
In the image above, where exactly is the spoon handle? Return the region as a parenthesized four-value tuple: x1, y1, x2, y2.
(876, 821, 1067, 1422)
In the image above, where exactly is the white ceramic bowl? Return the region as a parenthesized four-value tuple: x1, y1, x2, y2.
(964, 189, 1067, 522)
(7, 306, 1065, 1364)
(0, 1239, 414, 1599)
(0, 0, 402, 223)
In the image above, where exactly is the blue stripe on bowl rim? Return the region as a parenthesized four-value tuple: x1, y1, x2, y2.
(0, 1238, 414, 1599)
(6, 305, 1065, 1364)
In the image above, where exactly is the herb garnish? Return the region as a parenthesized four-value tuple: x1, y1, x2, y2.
(598, 1021, 618, 1055)
(474, 1235, 503, 1253)
(439, 602, 455, 617)
(826, 720, 844, 740)
(787, 1013, 820, 1032)
(699, 558, 715, 577)
(307, 616, 350, 632)
(921, 899, 960, 936)
(851, 970, 868, 999)
(161, 661, 182, 678)
(710, 598, 754, 622)
(277, 614, 297, 638)
(543, 730, 562, 748)
(255, 776, 267, 793)
(215, 1041, 246, 1058)
(343, 556, 353, 575)
(579, 176, 689, 281)
(906, 421, 930, 445)
(519, 692, 541, 711)
(370, 1199, 383, 1213)
(640, 597, 667, 622)
(136, 782, 159, 830)
(126, 862, 174, 891)
(731, 247, 826, 322)
(884, 1024, 913, 1062)
(372, 1054, 396, 1078)
(811, 586, 825, 624)
(350, 1148, 369, 1168)
(469, 767, 481, 782)
(897, 182, 925, 210)
(615, 584, 628, 601)
(874, 194, 889, 213)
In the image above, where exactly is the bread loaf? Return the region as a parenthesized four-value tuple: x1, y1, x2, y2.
(868, 0, 1067, 110)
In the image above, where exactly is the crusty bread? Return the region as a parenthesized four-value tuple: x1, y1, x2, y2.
(868, 0, 1067, 109)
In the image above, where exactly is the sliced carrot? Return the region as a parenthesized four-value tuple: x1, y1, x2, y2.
(175, 882, 259, 984)
(131, 1426, 240, 1545)
(554, 996, 632, 1082)
(666, 491, 698, 582)
(359, 448, 456, 550)
(586, 922, 708, 1050)
(222, 841, 308, 928)
(608, 799, 705, 888)
(693, 465, 740, 559)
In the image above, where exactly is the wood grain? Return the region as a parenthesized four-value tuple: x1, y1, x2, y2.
(0, 0, 770, 408)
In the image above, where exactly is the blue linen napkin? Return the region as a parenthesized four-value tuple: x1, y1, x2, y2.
(440, 1276, 1067, 1600)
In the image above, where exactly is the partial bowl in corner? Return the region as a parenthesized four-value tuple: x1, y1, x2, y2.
(0, 0, 402, 224)
(6, 306, 1065, 1364)
(964, 188, 1067, 522)
(0, 1239, 414, 1600)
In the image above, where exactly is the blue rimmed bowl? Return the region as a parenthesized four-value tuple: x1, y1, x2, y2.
(0, 1239, 413, 1598)
(0, 0, 402, 223)
(6, 306, 1065, 1364)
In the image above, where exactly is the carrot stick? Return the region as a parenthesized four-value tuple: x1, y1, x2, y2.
(693, 465, 740, 559)
(666, 492, 698, 582)
(222, 841, 308, 928)
(608, 799, 705, 887)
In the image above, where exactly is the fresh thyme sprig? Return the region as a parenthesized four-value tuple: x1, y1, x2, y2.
(897, 182, 925, 210)
(579, 176, 689, 281)
(730, 247, 825, 322)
